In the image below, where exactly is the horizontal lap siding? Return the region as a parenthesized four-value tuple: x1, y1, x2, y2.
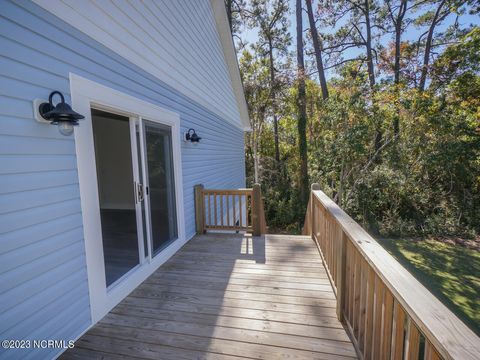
(0, 0, 245, 359)
(31, 0, 241, 127)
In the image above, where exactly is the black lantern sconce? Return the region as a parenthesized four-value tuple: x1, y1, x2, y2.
(184, 128, 201, 143)
(34, 91, 84, 136)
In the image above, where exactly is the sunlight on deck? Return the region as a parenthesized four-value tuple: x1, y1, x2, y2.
(61, 233, 357, 360)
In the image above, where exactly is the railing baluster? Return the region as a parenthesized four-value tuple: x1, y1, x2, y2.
(405, 319, 420, 360)
(233, 194, 236, 227)
(391, 301, 406, 360)
(363, 267, 375, 359)
(246, 194, 250, 228)
(353, 249, 361, 336)
(382, 289, 394, 357)
(220, 194, 223, 227)
(226, 194, 230, 227)
(322, 209, 326, 260)
(207, 192, 211, 227)
(336, 230, 347, 322)
(358, 258, 367, 350)
(213, 193, 217, 226)
(333, 222, 337, 286)
(372, 276, 383, 360)
(248, 193, 250, 228)
(348, 241, 355, 324)
(331, 220, 335, 282)
(313, 199, 317, 241)
(326, 215, 329, 268)
(425, 340, 441, 360)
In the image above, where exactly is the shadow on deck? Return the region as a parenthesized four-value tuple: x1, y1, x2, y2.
(61, 233, 357, 359)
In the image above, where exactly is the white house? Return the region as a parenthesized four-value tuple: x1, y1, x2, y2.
(0, 0, 249, 358)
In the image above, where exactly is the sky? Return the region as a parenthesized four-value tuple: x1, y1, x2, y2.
(237, 0, 479, 79)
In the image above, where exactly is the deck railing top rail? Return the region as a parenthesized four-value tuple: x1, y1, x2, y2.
(304, 186, 480, 360)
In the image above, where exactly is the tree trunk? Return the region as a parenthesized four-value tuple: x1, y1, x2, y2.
(296, 0, 309, 206)
(392, 20, 401, 136)
(305, 0, 328, 99)
(253, 133, 259, 183)
(364, 0, 376, 89)
(267, 37, 280, 162)
(393, 0, 407, 137)
(363, 0, 382, 151)
(393, 0, 407, 84)
(419, 0, 446, 92)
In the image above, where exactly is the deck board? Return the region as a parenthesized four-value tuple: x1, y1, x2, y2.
(61, 233, 357, 359)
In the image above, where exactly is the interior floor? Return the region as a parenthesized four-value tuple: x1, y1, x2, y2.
(100, 209, 140, 286)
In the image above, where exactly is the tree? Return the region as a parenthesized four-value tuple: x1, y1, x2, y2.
(305, 0, 329, 99)
(225, 0, 247, 41)
(239, 50, 271, 183)
(429, 27, 480, 88)
(317, 0, 379, 88)
(296, 0, 309, 206)
(388, 1, 408, 86)
(233, 0, 480, 239)
(418, 0, 450, 91)
(383, 0, 408, 136)
(363, 0, 377, 89)
(249, 0, 291, 162)
(317, 0, 384, 150)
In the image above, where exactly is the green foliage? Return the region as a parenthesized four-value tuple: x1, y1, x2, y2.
(237, 1, 479, 237)
(430, 28, 480, 88)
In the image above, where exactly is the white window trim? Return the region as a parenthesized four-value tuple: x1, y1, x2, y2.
(70, 73, 186, 324)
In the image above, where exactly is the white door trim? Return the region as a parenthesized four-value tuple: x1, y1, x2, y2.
(70, 73, 186, 323)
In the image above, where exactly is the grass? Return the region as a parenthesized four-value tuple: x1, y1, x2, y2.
(378, 238, 480, 336)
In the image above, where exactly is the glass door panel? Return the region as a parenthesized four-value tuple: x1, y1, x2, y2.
(143, 120, 178, 255)
(91, 109, 141, 287)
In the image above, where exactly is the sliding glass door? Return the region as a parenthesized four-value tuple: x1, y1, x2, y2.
(91, 110, 142, 287)
(142, 120, 178, 255)
(91, 110, 178, 288)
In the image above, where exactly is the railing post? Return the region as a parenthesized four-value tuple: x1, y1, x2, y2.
(194, 184, 205, 235)
(252, 183, 262, 236)
(336, 231, 347, 322)
(310, 183, 321, 237)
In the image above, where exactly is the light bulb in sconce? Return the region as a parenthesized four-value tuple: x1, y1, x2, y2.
(58, 121, 75, 136)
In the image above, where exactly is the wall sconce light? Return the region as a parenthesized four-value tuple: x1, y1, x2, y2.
(34, 91, 84, 136)
(184, 128, 201, 143)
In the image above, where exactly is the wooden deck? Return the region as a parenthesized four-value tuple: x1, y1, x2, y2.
(62, 233, 357, 360)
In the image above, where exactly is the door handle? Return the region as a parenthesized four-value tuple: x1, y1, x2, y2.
(135, 182, 144, 203)
(138, 183, 144, 202)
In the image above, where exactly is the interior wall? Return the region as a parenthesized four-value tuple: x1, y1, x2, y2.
(92, 114, 135, 210)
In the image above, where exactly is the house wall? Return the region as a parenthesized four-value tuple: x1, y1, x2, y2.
(31, 0, 245, 130)
(0, 0, 246, 359)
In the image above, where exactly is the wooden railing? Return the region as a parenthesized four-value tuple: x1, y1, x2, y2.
(194, 184, 266, 235)
(303, 184, 480, 360)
